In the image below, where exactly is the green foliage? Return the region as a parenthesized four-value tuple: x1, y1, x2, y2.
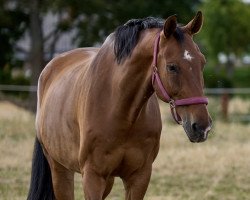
(204, 66, 250, 88)
(56, 0, 202, 46)
(0, 0, 28, 83)
(232, 66, 250, 88)
(0, 0, 202, 84)
(0, 65, 11, 84)
(204, 66, 233, 88)
(200, 0, 250, 60)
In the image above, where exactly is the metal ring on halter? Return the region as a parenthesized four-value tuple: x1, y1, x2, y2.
(170, 105, 182, 125)
(169, 99, 175, 108)
(153, 66, 158, 73)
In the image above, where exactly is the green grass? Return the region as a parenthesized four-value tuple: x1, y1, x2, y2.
(0, 99, 250, 200)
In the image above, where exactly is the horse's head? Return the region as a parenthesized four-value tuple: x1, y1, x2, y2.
(153, 11, 212, 142)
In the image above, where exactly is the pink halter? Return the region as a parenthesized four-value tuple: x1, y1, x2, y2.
(152, 33, 208, 124)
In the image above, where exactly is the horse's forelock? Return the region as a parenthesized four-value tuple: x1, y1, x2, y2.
(173, 27, 185, 43)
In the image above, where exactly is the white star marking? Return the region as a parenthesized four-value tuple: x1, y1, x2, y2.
(183, 50, 193, 61)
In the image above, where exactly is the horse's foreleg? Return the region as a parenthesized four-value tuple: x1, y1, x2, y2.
(48, 157, 75, 200)
(82, 167, 113, 200)
(122, 166, 152, 200)
(103, 176, 114, 199)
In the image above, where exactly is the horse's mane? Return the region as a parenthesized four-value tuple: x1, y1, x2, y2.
(114, 17, 163, 64)
(114, 17, 184, 64)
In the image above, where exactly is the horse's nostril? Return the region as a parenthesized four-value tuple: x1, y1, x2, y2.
(192, 123, 199, 132)
(189, 122, 211, 142)
(192, 122, 211, 135)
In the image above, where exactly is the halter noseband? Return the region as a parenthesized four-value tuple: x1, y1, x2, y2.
(152, 33, 208, 125)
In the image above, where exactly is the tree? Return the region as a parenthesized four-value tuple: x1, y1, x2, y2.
(0, 0, 28, 84)
(0, 0, 202, 110)
(62, 0, 202, 46)
(200, 0, 250, 120)
(200, 0, 250, 77)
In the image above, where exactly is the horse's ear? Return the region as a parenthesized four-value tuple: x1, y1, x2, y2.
(185, 11, 203, 35)
(163, 14, 177, 38)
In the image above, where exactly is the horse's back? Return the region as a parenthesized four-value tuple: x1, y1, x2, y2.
(37, 48, 99, 107)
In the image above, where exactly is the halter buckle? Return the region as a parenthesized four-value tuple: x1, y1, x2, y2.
(169, 99, 175, 108)
(153, 66, 158, 73)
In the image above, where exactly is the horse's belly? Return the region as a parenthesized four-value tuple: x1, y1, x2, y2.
(38, 105, 81, 171)
(37, 72, 84, 171)
(36, 48, 98, 171)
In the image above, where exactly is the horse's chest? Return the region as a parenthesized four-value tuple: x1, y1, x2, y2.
(87, 131, 160, 178)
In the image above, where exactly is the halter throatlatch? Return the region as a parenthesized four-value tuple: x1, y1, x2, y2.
(152, 33, 208, 124)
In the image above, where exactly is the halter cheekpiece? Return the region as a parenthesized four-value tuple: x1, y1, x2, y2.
(151, 33, 208, 124)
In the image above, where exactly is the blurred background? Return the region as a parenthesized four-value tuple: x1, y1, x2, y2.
(0, 0, 250, 199)
(0, 0, 250, 120)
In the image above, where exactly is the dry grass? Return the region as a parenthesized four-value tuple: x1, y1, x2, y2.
(0, 98, 250, 200)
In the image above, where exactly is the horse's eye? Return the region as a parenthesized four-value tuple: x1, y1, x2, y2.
(166, 64, 179, 73)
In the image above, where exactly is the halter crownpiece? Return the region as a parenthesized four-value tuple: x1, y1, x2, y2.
(151, 32, 208, 124)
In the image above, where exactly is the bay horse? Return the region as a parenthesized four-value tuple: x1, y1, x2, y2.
(27, 11, 212, 200)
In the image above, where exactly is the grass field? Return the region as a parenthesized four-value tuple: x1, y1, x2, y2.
(0, 98, 250, 200)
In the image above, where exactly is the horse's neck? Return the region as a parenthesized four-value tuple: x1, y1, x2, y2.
(87, 30, 158, 123)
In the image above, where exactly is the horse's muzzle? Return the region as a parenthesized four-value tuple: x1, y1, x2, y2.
(183, 118, 212, 143)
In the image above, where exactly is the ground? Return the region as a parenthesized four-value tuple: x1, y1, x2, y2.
(0, 98, 250, 200)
